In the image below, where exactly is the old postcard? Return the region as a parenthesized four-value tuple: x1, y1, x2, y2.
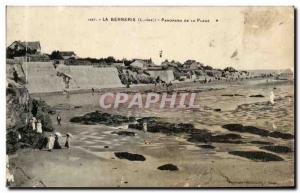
(6, 6, 295, 188)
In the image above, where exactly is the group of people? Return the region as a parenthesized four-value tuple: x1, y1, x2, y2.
(30, 117, 43, 134)
(44, 132, 71, 151)
(29, 113, 71, 151)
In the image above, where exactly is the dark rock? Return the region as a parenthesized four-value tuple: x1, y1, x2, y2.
(158, 164, 179, 171)
(242, 126, 270, 137)
(114, 152, 146, 161)
(130, 118, 232, 146)
(229, 151, 284, 161)
(104, 146, 109, 148)
(223, 124, 269, 137)
(211, 133, 243, 143)
(249, 94, 264, 97)
(269, 131, 294, 140)
(111, 131, 136, 136)
(130, 117, 204, 134)
(249, 141, 273, 145)
(70, 111, 135, 126)
(222, 124, 243, 131)
(221, 94, 244, 97)
(214, 108, 221, 112)
(74, 105, 82, 109)
(7, 86, 54, 154)
(128, 123, 143, 130)
(188, 133, 243, 144)
(260, 145, 292, 153)
(223, 124, 294, 140)
(199, 144, 215, 149)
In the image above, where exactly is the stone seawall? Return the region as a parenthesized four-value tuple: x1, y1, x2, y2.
(22, 62, 123, 93)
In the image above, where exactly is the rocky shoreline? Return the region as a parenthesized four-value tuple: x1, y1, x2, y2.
(68, 110, 294, 163)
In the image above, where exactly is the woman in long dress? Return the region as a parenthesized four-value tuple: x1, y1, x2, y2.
(32, 117, 37, 131)
(36, 120, 43, 133)
(53, 134, 62, 149)
(47, 134, 55, 151)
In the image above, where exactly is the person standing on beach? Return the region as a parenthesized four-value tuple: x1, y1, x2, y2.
(65, 133, 71, 148)
(270, 91, 275, 105)
(47, 134, 55, 151)
(142, 122, 151, 144)
(57, 114, 62, 126)
(32, 117, 37, 131)
(143, 122, 148, 132)
(36, 120, 43, 133)
(53, 134, 62, 149)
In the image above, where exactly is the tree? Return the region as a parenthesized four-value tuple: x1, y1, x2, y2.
(224, 67, 237, 72)
(49, 51, 63, 60)
(203, 65, 213, 70)
(105, 56, 116, 63)
(6, 48, 33, 59)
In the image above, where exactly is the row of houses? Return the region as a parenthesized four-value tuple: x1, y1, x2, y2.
(7, 41, 78, 62)
(8, 40, 292, 83)
(6, 41, 241, 82)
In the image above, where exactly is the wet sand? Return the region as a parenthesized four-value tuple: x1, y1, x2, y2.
(9, 79, 294, 187)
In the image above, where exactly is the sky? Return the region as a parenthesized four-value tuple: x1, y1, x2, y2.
(6, 6, 294, 70)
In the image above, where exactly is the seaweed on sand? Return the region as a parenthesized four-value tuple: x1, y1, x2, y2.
(222, 124, 294, 140)
(260, 145, 292, 153)
(70, 111, 135, 126)
(229, 151, 284, 161)
(114, 152, 146, 161)
(158, 164, 179, 171)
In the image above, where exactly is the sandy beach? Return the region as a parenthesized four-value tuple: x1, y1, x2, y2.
(8, 79, 294, 188)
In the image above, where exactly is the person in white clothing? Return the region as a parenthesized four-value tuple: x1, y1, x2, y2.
(32, 117, 37, 131)
(143, 122, 148, 132)
(47, 134, 55, 151)
(36, 120, 43, 133)
(270, 91, 275, 105)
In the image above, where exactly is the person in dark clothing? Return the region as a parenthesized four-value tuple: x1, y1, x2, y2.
(156, 76, 160, 84)
(56, 114, 62, 126)
(65, 133, 71, 148)
(13, 70, 19, 82)
(53, 135, 62, 149)
(35, 134, 47, 150)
